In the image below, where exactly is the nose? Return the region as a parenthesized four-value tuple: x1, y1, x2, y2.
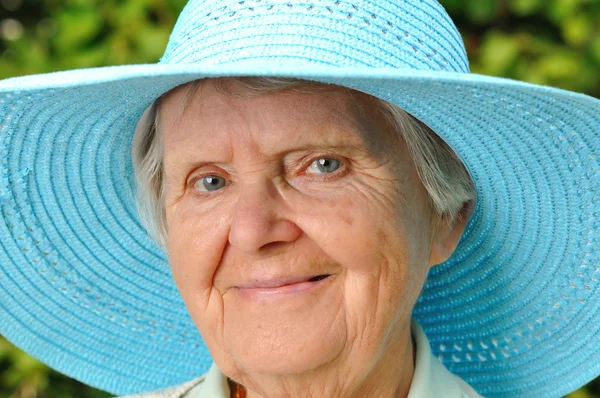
(228, 178, 302, 255)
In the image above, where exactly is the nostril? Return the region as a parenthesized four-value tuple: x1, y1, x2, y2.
(308, 275, 330, 282)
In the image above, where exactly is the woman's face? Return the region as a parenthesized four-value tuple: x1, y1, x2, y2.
(161, 79, 465, 395)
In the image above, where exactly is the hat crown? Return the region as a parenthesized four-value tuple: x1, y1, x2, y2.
(160, 0, 470, 73)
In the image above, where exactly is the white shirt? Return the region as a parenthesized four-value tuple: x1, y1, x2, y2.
(121, 321, 482, 398)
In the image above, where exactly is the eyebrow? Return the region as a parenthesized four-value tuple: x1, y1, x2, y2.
(279, 141, 373, 159)
(176, 140, 373, 172)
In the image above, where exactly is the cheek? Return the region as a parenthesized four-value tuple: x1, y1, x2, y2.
(167, 202, 231, 296)
(293, 179, 422, 346)
(294, 179, 410, 274)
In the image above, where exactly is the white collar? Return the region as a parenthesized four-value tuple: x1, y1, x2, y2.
(408, 321, 481, 398)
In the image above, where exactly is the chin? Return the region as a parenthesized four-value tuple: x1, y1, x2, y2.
(217, 285, 346, 375)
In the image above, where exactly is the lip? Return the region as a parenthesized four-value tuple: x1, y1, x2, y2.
(235, 274, 333, 299)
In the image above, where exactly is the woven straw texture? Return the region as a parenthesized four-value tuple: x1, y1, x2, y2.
(0, 0, 599, 397)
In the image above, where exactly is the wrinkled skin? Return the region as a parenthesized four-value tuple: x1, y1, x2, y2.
(161, 79, 469, 398)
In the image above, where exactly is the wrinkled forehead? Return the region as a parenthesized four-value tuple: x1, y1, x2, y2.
(158, 78, 398, 158)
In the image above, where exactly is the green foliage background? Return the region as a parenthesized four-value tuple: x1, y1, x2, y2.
(0, 0, 599, 397)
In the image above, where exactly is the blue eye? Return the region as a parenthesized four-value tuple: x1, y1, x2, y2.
(194, 176, 227, 192)
(307, 158, 341, 174)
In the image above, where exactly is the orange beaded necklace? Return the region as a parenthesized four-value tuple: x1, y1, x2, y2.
(227, 378, 247, 398)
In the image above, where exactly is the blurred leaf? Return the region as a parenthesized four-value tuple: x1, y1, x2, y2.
(547, 0, 594, 22)
(111, 0, 148, 27)
(0, 335, 12, 359)
(465, 0, 500, 23)
(58, 43, 108, 69)
(561, 13, 594, 47)
(591, 35, 600, 63)
(133, 25, 171, 60)
(438, 0, 464, 13)
(536, 49, 582, 78)
(510, 0, 545, 16)
(567, 389, 595, 398)
(166, 0, 189, 15)
(54, 8, 103, 52)
(474, 31, 520, 75)
(65, 0, 96, 7)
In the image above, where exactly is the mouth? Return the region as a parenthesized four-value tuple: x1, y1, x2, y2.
(235, 274, 333, 299)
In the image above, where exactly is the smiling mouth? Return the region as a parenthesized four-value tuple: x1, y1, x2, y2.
(237, 274, 332, 289)
(235, 274, 333, 298)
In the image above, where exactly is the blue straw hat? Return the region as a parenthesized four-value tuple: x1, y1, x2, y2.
(0, 0, 599, 397)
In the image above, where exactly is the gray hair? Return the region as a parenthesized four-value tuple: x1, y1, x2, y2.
(132, 77, 476, 249)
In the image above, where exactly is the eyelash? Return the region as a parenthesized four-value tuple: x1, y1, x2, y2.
(187, 155, 347, 195)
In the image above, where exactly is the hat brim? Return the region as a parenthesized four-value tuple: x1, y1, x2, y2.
(0, 62, 598, 397)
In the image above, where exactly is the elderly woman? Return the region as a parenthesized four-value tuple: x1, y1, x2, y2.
(0, 0, 598, 397)
(130, 76, 477, 397)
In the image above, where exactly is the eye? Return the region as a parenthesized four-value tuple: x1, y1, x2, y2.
(306, 158, 341, 174)
(194, 176, 227, 192)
